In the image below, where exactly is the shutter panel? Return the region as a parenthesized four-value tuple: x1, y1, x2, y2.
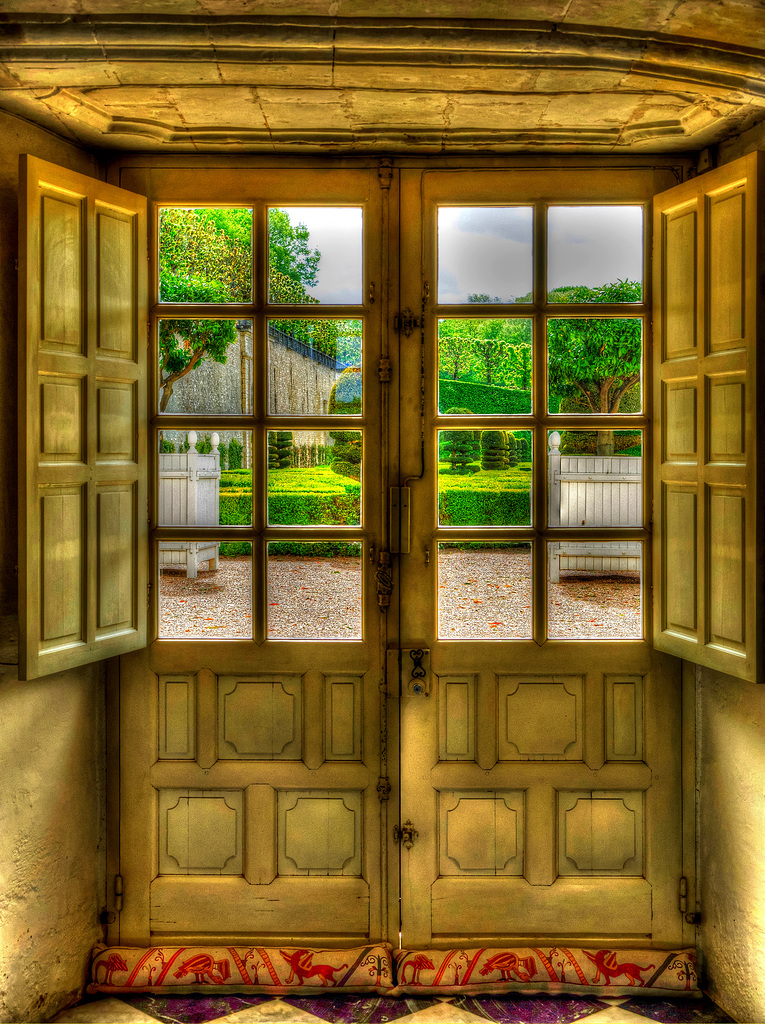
(19, 155, 148, 680)
(653, 152, 763, 682)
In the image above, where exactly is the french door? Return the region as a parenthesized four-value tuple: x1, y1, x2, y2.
(113, 159, 692, 951)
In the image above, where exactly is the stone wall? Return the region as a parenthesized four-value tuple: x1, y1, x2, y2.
(0, 109, 107, 1023)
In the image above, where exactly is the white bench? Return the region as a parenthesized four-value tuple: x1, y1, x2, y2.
(159, 431, 220, 579)
(548, 431, 642, 582)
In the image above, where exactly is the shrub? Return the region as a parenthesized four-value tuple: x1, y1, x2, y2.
(440, 409, 481, 474)
(329, 366, 362, 414)
(228, 437, 243, 469)
(268, 430, 293, 469)
(440, 378, 530, 415)
(437, 468, 532, 526)
(329, 429, 362, 479)
(506, 432, 518, 467)
(480, 430, 509, 471)
(217, 439, 229, 469)
(160, 436, 175, 453)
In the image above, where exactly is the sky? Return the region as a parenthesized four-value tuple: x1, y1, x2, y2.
(438, 205, 644, 303)
(275, 206, 363, 305)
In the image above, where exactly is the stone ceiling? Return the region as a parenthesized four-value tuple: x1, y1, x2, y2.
(0, 1, 764, 153)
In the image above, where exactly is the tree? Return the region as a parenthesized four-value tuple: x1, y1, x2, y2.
(158, 207, 330, 411)
(438, 319, 479, 380)
(547, 279, 641, 456)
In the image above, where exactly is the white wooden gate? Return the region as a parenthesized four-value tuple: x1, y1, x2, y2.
(158, 431, 221, 578)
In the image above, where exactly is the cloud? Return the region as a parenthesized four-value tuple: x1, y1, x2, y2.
(444, 206, 533, 243)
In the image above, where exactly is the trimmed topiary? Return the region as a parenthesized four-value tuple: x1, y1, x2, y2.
(268, 430, 293, 469)
(228, 437, 243, 469)
(329, 366, 362, 414)
(480, 430, 510, 471)
(506, 432, 518, 467)
(440, 408, 481, 474)
(329, 429, 362, 479)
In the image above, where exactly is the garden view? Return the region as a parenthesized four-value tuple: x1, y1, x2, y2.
(157, 205, 644, 641)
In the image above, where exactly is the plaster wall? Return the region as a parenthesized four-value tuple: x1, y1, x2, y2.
(0, 110, 107, 1023)
(696, 668, 765, 1023)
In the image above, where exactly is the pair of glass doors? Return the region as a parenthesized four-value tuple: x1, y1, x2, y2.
(113, 160, 688, 952)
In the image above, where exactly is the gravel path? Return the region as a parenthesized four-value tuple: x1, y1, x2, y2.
(159, 551, 641, 640)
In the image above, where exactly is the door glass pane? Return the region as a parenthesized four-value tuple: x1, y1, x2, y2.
(158, 318, 252, 414)
(268, 319, 362, 415)
(268, 430, 361, 526)
(158, 207, 252, 303)
(548, 430, 643, 528)
(438, 542, 532, 639)
(159, 430, 252, 527)
(547, 540, 642, 639)
(438, 318, 532, 414)
(267, 542, 362, 639)
(547, 318, 642, 414)
(158, 541, 252, 639)
(438, 207, 533, 304)
(268, 207, 363, 304)
(438, 430, 531, 526)
(547, 205, 643, 302)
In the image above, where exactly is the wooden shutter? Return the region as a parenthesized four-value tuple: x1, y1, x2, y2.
(19, 155, 148, 680)
(653, 152, 763, 682)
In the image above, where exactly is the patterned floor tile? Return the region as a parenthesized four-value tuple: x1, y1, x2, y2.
(580, 1009, 659, 1024)
(450, 995, 611, 1023)
(219, 998, 326, 1022)
(280, 995, 442, 1022)
(119, 993, 271, 1024)
(617, 997, 735, 1023)
(393, 1004, 488, 1023)
(50, 997, 162, 1023)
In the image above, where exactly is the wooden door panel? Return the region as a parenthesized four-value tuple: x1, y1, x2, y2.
(20, 155, 147, 679)
(653, 152, 762, 681)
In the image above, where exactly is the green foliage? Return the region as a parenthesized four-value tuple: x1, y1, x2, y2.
(268, 431, 293, 469)
(217, 439, 228, 469)
(329, 429, 362, 479)
(439, 410, 481, 474)
(480, 430, 509, 471)
(438, 468, 531, 526)
(506, 432, 518, 467)
(439, 378, 530, 415)
(329, 367, 362, 414)
(220, 468, 251, 488)
(160, 436, 175, 453)
(228, 437, 243, 469)
(438, 317, 532, 391)
(195, 433, 213, 454)
(268, 208, 320, 296)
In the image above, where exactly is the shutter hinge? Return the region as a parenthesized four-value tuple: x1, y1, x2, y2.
(679, 876, 701, 923)
(114, 874, 123, 912)
(393, 309, 423, 337)
(378, 357, 391, 383)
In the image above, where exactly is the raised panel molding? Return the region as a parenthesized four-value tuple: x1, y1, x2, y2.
(278, 790, 361, 876)
(606, 675, 644, 761)
(324, 676, 362, 760)
(97, 208, 135, 358)
(663, 383, 696, 461)
(41, 192, 82, 350)
(707, 488, 746, 650)
(97, 381, 135, 460)
(708, 188, 745, 351)
(498, 676, 583, 760)
(438, 675, 476, 761)
(158, 676, 196, 760)
(96, 484, 135, 633)
(439, 791, 524, 876)
(159, 789, 243, 875)
(40, 485, 84, 646)
(218, 676, 302, 760)
(663, 205, 696, 359)
(39, 375, 84, 462)
(663, 486, 698, 636)
(707, 377, 745, 462)
(558, 791, 643, 876)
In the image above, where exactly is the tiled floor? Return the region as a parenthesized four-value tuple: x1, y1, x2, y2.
(51, 992, 735, 1024)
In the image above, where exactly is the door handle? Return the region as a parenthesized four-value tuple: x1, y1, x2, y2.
(393, 820, 418, 849)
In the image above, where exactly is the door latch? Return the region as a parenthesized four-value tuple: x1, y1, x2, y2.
(393, 309, 423, 337)
(393, 820, 418, 849)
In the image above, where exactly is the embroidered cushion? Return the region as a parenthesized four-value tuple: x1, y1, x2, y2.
(390, 947, 699, 997)
(88, 943, 394, 995)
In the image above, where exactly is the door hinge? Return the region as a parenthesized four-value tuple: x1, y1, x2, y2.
(394, 309, 423, 337)
(679, 876, 700, 923)
(393, 820, 418, 849)
(378, 357, 392, 383)
(378, 158, 394, 190)
(114, 874, 123, 912)
(377, 776, 391, 801)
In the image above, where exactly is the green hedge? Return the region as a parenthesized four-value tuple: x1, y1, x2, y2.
(439, 487, 530, 526)
(439, 378, 530, 415)
(219, 491, 361, 526)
